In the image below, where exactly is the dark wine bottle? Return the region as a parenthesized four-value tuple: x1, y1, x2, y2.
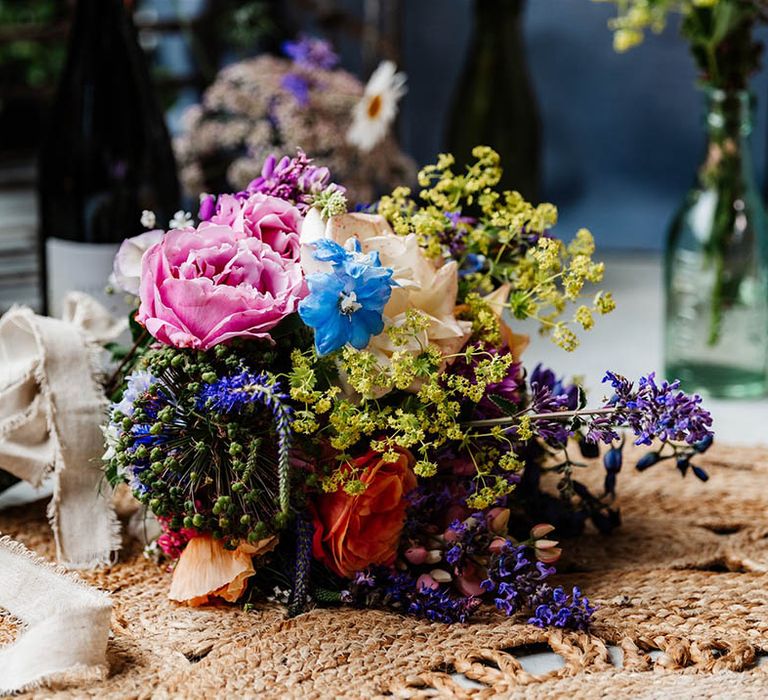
(445, 0, 541, 202)
(37, 0, 179, 317)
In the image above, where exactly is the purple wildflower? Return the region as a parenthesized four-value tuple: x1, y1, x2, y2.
(481, 542, 594, 631)
(347, 567, 480, 624)
(243, 150, 343, 213)
(439, 211, 476, 256)
(597, 371, 714, 446)
(409, 585, 481, 623)
(282, 35, 338, 70)
(451, 343, 524, 418)
(528, 586, 595, 631)
(530, 364, 580, 410)
(281, 74, 311, 105)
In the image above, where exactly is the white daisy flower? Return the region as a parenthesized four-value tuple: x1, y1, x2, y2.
(347, 60, 407, 152)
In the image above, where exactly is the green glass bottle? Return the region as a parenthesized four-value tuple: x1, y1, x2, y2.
(664, 88, 768, 398)
(445, 0, 540, 201)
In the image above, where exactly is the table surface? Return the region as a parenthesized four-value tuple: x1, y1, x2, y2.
(520, 252, 768, 447)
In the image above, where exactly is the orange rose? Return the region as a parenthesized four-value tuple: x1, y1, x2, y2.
(311, 447, 416, 578)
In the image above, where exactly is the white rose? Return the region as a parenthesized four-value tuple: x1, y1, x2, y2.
(300, 211, 472, 382)
(111, 229, 164, 296)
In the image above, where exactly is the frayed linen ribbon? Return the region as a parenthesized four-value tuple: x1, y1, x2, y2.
(0, 293, 125, 568)
(0, 535, 112, 693)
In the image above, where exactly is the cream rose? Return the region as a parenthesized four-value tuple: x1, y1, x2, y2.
(301, 209, 472, 373)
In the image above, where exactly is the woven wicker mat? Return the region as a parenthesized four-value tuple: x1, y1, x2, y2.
(2, 443, 768, 699)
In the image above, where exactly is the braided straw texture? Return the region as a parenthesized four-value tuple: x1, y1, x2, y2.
(2, 443, 768, 699)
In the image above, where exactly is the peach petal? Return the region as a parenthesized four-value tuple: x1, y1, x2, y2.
(168, 535, 276, 606)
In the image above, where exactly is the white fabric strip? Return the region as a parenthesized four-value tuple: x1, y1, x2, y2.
(0, 294, 125, 567)
(0, 536, 112, 693)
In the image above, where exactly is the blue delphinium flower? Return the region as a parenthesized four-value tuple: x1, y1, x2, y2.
(299, 238, 395, 356)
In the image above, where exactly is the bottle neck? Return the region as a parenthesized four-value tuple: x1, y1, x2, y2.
(473, 0, 525, 36)
(699, 88, 755, 187)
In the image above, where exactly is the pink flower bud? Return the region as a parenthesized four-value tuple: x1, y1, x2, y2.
(536, 547, 562, 564)
(486, 508, 510, 535)
(443, 528, 459, 543)
(535, 539, 559, 550)
(456, 574, 484, 597)
(416, 573, 439, 591)
(404, 546, 428, 565)
(425, 549, 442, 564)
(530, 523, 556, 539)
(489, 537, 508, 555)
(430, 568, 452, 583)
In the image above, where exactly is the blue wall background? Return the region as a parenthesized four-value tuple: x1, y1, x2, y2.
(399, 0, 768, 251)
(143, 0, 768, 252)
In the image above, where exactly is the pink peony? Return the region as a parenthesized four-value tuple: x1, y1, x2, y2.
(137, 222, 306, 349)
(208, 192, 302, 260)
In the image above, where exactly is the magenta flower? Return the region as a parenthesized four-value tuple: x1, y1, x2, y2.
(136, 223, 307, 350)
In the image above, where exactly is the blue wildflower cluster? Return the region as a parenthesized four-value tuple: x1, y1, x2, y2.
(198, 369, 294, 515)
(282, 34, 339, 71)
(299, 238, 395, 355)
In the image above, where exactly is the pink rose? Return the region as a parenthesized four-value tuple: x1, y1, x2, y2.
(209, 192, 302, 260)
(137, 223, 306, 349)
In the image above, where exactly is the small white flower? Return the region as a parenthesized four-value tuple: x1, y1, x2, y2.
(169, 210, 194, 229)
(347, 61, 407, 152)
(140, 209, 156, 229)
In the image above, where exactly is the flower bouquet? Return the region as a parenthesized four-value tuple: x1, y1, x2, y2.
(104, 147, 713, 628)
(175, 36, 416, 206)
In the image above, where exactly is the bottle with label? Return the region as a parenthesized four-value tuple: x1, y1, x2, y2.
(37, 0, 179, 318)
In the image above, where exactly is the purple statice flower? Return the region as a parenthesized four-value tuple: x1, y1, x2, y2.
(594, 371, 714, 447)
(282, 35, 339, 71)
(245, 150, 343, 213)
(280, 73, 310, 106)
(528, 586, 595, 631)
